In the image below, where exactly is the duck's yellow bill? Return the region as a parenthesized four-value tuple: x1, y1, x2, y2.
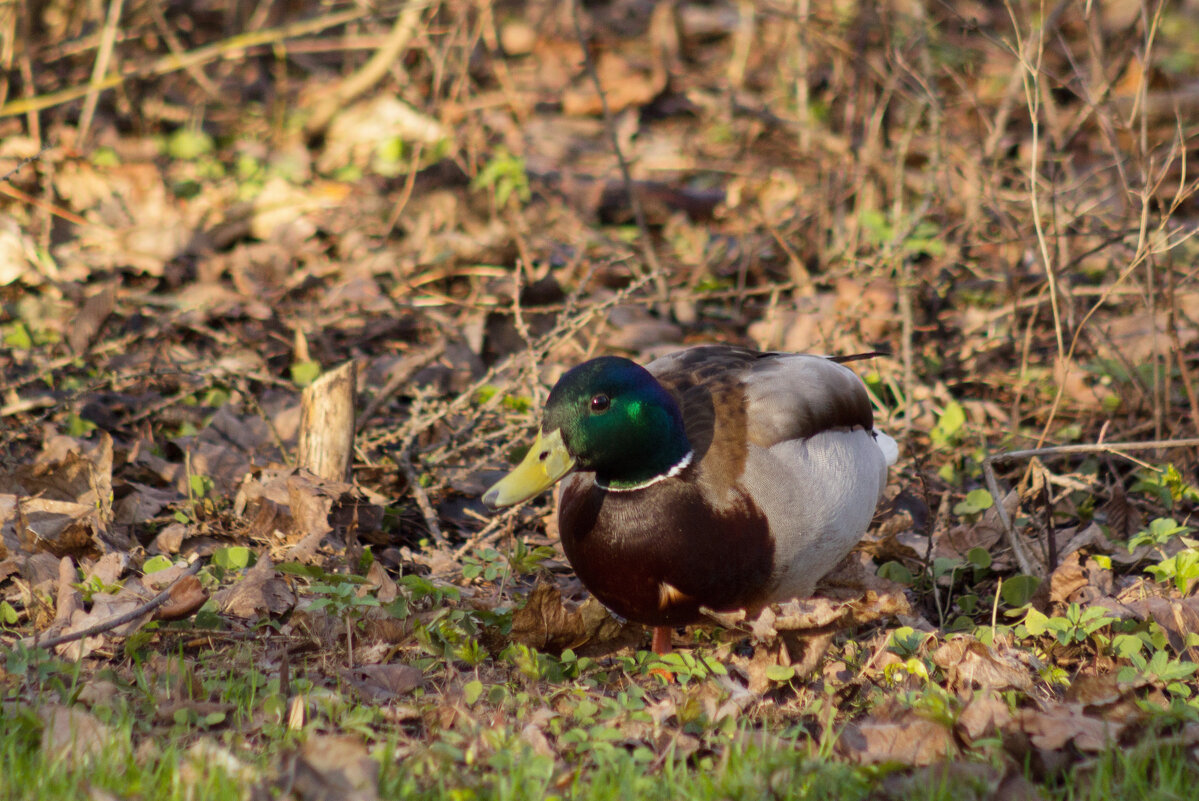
(482, 428, 575, 508)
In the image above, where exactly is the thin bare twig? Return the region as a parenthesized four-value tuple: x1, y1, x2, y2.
(304, 1, 428, 137)
(21, 560, 204, 651)
(983, 437, 1199, 576)
(76, 0, 126, 144)
(395, 392, 447, 547)
(0, 8, 367, 118)
(569, 0, 669, 305)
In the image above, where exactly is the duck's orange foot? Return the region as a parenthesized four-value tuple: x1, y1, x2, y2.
(648, 666, 675, 682)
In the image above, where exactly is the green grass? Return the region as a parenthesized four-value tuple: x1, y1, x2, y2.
(9, 705, 1199, 801)
(6, 677, 1199, 801)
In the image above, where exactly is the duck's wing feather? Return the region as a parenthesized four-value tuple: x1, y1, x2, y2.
(741, 353, 875, 446)
(647, 346, 894, 602)
(646, 346, 876, 448)
(645, 346, 758, 498)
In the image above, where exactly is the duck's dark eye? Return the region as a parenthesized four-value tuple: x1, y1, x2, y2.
(590, 394, 610, 413)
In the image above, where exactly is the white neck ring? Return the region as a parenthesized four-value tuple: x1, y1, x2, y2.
(596, 449, 694, 492)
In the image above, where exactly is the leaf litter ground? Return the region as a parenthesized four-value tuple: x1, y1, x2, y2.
(2, 0, 1199, 798)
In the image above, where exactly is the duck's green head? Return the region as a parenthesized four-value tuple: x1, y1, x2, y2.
(483, 356, 692, 507)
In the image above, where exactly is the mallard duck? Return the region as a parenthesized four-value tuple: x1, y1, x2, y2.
(484, 345, 898, 653)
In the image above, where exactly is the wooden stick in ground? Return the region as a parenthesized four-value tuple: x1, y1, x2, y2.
(298, 361, 357, 482)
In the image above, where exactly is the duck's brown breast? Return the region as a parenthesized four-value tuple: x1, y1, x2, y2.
(556, 476, 774, 626)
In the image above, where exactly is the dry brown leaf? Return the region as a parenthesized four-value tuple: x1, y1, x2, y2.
(877, 762, 1010, 801)
(993, 772, 1049, 801)
(1048, 552, 1088, 605)
(285, 734, 380, 801)
(318, 96, 447, 173)
(1126, 597, 1199, 662)
(1083, 557, 1115, 597)
(362, 560, 398, 604)
(289, 605, 344, 651)
(814, 552, 913, 623)
(154, 574, 208, 621)
(936, 520, 1003, 565)
(1099, 303, 1199, 362)
(603, 304, 683, 351)
(15, 433, 114, 526)
(1058, 523, 1113, 562)
(1, 496, 102, 558)
(0, 216, 43, 285)
(83, 584, 150, 634)
(213, 557, 296, 620)
(343, 664, 423, 703)
(53, 555, 81, 625)
(838, 710, 957, 766)
(180, 739, 256, 787)
(68, 282, 116, 353)
(753, 598, 845, 638)
(509, 582, 635, 654)
(54, 576, 157, 660)
(562, 51, 665, 116)
(931, 636, 1032, 692)
(957, 690, 1015, 741)
(858, 497, 924, 563)
(834, 276, 897, 341)
(151, 522, 188, 554)
(1065, 673, 1127, 707)
(745, 641, 780, 694)
(520, 721, 556, 758)
(1064, 674, 1149, 728)
(1018, 702, 1124, 752)
(86, 552, 128, 587)
(113, 482, 180, 526)
(233, 468, 380, 563)
(39, 704, 116, 768)
(76, 678, 121, 708)
(57, 161, 193, 276)
(934, 490, 1018, 568)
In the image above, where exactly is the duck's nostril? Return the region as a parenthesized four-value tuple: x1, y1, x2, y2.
(538, 451, 548, 461)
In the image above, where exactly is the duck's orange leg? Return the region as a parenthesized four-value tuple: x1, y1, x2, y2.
(652, 625, 673, 654)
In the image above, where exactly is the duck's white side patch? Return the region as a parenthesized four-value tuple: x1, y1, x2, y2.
(598, 449, 694, 492)
(738, 428, 890, 602)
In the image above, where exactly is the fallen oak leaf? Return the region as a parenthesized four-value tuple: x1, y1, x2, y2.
(1017, 702, 1125, 752)
(838, 710, 958, 766)
(343, 663, 423, 703)
(769, 597, 847, 632)
(509, 582, 637, 654)
(1125, 596, 1199, 662)
(877, 762, 1007, 801)
(20, 559, 205, 652)
(931, 636, 1032, 692)
(153, 574, 208, 621)
(39, 704, 118, 769)
(277, 734, 380, 801)
(957, 690, 1015, 742)
(212, 556, 296, 620)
